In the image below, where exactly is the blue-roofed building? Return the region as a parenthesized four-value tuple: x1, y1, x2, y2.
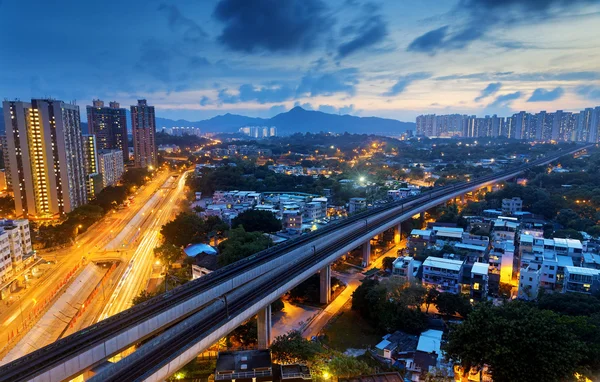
(184, 243, 218, 279)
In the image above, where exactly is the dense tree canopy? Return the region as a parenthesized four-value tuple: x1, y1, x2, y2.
(352, 279, 428, 334)
(217, 227, 272, 267)
(161, 213, 228, 247)
(0, 195, 14, 217)
(232, 209, 282, 233)
(444, 302, 593, 382)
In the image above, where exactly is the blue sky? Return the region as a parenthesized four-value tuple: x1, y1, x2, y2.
(1, 0, 599, 121)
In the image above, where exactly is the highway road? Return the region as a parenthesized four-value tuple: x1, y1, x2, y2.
(0, 169, 171, 356)
(99, 171, 189, 320)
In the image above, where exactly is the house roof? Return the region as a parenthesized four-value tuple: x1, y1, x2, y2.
(184, 243, 217, 257)
(471, 262, 489, 276)
(565, 266, 600, 276)
(417, 329, 443, 355)
(423, 257, 464, 271)
(375, 339, 394, 351)
(557, 255, 574, 268)
(455, 243, 487, 252)
(411, 229, 431, 237)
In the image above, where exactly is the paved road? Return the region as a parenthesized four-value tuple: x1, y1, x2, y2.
(99, 171, 189, 320)
(0, 170, 171, 356)
(302, 241, 404, 339)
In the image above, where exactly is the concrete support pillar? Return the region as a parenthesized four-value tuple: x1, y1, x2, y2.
(257, 305, 272, 349)
(362, 241, 371, 267)
(420, 211, 425, 220)
(320, 265, 331, 304)
(460, 194, 465, 203)
(394, 223, 401, 245)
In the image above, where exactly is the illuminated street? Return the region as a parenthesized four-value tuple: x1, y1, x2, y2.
(0, 170, 171, 359)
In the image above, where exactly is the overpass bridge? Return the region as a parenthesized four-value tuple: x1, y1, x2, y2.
(0, 145, 588, 382)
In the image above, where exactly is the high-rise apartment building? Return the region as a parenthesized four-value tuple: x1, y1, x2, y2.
(98, 149, 125, 188)
(2, 99, 87, 218)
(82, 134, 103, 200)
(131, 99, 157, 168)
(86, 100, 128, 162)
(0, 136, 12, 192)
(238, 126, 277, 139)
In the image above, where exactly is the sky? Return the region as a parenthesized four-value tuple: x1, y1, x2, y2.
(1, 0, 600, 122)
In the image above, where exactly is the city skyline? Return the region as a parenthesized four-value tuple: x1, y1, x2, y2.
(0, 0, 599, 122)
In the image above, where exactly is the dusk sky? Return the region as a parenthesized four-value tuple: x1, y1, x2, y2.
(1, 0, 599, 121)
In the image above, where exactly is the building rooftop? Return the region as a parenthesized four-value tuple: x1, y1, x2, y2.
(565, 266, 600, 276)
(417, 329, 443, 355)
(423, 256, 464, 271)
(339, 373, 404, 382)
(557, 255, 574, 268)
(215, 350, 272, 379)
(184, 243, 217, 257)
(411, 229, 432, 237)
(471, 262, 489, 276)
(455, 243, 487, 252)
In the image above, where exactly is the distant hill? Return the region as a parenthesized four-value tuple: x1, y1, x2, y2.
(0, 106, 415, 136)
(156, 107, 414, 135)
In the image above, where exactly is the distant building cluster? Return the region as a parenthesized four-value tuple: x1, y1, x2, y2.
(160, 126, 202, 137)
(196, 190, 328, 232)
(396, 196, 600, 301)
(208, 145, 272, 157)
(416, 105, 600, 142)
(238, 126, 277, 139)
(1, 98, 156, 219)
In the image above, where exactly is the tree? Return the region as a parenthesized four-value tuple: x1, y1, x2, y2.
(424, 288, 440, 313)
(537, 292, 600, 316)
(161, 213, 227, 247)
(217, 227, 272, 266)
(93, 185, 128, 212)
(498, 283, 513, 300)
(0, 195, 14, 216)
(434, 292, 472, 318)
(327, 354, 372, 379)
(132, 290, 158, 306)
(154, 243, 182, 267)
(382, 256, 395, 271)
(444, 302, 583, 382)
(232, 210, 282, 233)
(122, 167, 150, 188)
(270, 330, 322, 365)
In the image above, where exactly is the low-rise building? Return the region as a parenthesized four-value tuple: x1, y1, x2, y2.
(407, 229, 433, 257)
(349, 197, 367, 213)
(501, 197, 523, 215)
(215, 350, 273, 382)
(283, 210, 302, 232)
(563, 266, 600, 294)
(518, 264, 541, 300)
(392, 256, 420, 283)
(422, 256, 464, 294)
(470, 262, 489, 300)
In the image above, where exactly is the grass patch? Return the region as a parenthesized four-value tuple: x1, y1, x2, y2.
(322, 301, 382, 352)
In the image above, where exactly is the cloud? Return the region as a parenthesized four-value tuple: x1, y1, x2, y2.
(199, 96, 211, 106)
(576, 85, 600, 100)
(294, 102, 314, 110)
(213, 0, 332, 53)
(407, 26, 449, 54)
(297, 68, 359, 97)
(474, 82, 502, 102)
(383, 72, 432, 96)
(218, 83, 295, 104)
(317, 104, 355, 114)
(527, 87, 564, 102)
(269, 104, 287, 115)
(488, 91, 521, 108)
(158, 4, 207, 43)
(218, 68, 358, 105)
(337, 3, 388, 59)
(406, 0, 599, 54)
(435, 71, 600, 82)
